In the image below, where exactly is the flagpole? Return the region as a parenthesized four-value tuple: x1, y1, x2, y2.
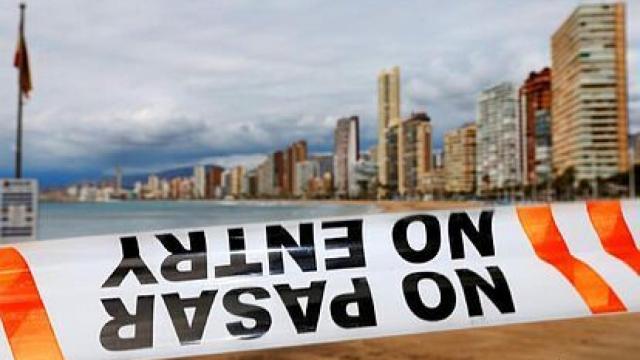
(15, 3, 26, 179)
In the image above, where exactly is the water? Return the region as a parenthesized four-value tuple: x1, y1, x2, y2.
(37, 201, 380, 240)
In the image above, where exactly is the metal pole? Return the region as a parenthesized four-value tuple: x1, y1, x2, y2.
(15, 75, 23, 179)
(15, 3, 25, 179)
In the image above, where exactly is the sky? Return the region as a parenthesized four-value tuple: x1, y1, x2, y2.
(0, 0, 638, 186)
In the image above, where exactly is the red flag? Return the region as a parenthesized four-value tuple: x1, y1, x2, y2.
(14, 6, 32, 98)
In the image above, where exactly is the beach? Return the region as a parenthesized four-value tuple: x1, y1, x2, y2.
(188, 313, 640, 360)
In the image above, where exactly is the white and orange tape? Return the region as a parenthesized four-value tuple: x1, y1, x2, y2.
(0, 200, 639, 359)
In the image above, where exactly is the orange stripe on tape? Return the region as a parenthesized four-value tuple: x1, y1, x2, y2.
(516, 206, 626, 314)
(0, 247, 64, 360)
(587, 200, 640, 275)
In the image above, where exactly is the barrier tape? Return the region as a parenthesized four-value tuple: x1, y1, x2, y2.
(0, 200, 638, 359)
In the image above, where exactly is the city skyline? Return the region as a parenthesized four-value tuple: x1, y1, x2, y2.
(0, 1, 638, 186)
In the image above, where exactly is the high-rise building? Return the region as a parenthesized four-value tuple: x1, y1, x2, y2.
(519, 68, 552, 186)
(160, 179, 170, 199)
(114, 166, 123, 195)
(377, 66, 401, 197)
(221, 170, 232, 198)
(311, 154, 334, 195)
(146, 174, 161, 199)
(169, 177, 193, 200)
(291, 140, 308, 162)
(535, 109, 553, 185)
(257, 155, 275, 197)
(311, 155, 334, 179)
(424, 147, 445, 200)
(476, 82, 521, 194)
(169, 178, 180, 199)
(385, 123, 400, 196)
(551, 2, 628, 182)
(444, 123, 477, 194)
(230, 166, 244, 197)
(273, 150, 285, 196)
(334, 116, 360, 198)
(193, 165, 206, 199)
(294, 160, 319, 197)
(206, 166, 224, 198)
(399, 112, 432, 196)
(242, 169, 258, 198)
(284, 140, 308, 195)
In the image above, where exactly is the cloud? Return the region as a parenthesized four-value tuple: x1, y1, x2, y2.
(0, 0, 637, 184)
(196, 153, 266, 170)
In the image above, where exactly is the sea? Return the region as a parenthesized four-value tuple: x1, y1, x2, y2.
(36, 201, 380, 240)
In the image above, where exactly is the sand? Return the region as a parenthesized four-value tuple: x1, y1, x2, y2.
(183, 314, 640, 360)
(182, 200, 639, 359)
(322, 199, 482, 213)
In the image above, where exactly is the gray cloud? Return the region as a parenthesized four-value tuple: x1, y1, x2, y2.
(0, 0, 637, 181)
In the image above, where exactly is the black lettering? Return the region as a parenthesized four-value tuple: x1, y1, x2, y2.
(267, 223, 316, 275)
(455, 266, 515, 317)
(323, 220, 365, 270)
(274, 281, 326, 333)
(392, 215, 441, 263)
(162, 290, 217, 345)
(102, 237, 157, 288)
(449, 211, 495, 259)
(156, 231, 207, 282)
(402, 272, 456, 321)
(223, 287, 272, 339)
(330, 277, 376, 328)
(100, 296, 154, 351)
(215, 228, 263, 277)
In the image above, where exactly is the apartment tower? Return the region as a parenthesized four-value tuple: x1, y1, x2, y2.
(444, 123, 477, 194)
(551, 2, 628, 181)
(519, 68, 552, 186)
(476, 82, 521, 194)
(334, 116, 360, 198)
(377, 66, 401, 197)
(399, 112, 432, 196)
(284, 140, 308, 195)
(205, 166, 224, 198)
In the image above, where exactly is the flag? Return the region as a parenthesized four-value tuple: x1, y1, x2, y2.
(14, 7, 32, 98)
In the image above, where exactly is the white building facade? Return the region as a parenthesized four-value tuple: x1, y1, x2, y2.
(476, 82, 521, 194)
